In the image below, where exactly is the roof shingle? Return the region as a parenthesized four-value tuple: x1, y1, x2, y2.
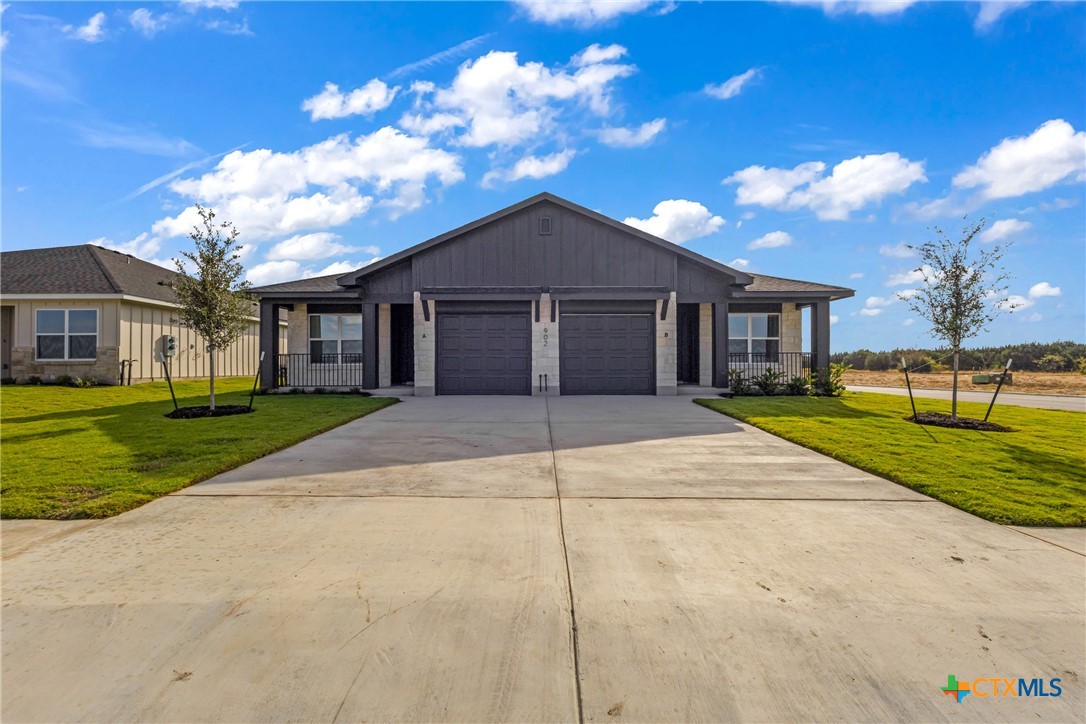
(1, 245, 181, 304)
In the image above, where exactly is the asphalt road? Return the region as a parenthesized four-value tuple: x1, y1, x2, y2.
(848, 384, 1086, 412)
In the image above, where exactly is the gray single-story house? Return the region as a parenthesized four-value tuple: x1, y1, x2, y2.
(252, 192, 853, 396)
(0, 244, 285, 385)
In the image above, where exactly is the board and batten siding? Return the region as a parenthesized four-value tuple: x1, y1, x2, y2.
(117, 300, 277, 382)
(412, 200, 676, 290)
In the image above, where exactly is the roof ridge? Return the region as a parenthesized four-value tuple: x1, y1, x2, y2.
(85, 245, 124, 294)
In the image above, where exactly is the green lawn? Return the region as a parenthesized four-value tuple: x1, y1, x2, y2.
(695, 393, 1086, 527)
(1, 379, 397, 519)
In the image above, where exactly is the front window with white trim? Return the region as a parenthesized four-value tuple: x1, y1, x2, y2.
(35, 309, 98, 361)
(309, 314, 362, 363)
(728, 313, 780, 360)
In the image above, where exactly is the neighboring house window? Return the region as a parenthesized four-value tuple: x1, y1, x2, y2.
(309, 314, 362, 363)
(35, 309, 98, 361)
(728, 313, 780, 360)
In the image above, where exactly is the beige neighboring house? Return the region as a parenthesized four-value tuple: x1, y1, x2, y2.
(0, 244, 286, 385)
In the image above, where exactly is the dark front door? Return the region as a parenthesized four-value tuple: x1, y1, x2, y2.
(390, 304, 414, 385)
(560, 313, 655, 395)
(436, 309, 531, 395)
(676, 303, 700, 384)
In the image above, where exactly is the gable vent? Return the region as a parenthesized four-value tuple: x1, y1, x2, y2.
(539, 216, 553, 235)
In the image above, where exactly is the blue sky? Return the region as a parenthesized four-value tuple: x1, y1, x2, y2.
(3, 0, 1084, 352)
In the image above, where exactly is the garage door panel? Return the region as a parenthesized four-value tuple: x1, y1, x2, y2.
(560, 314, 655, 395)
(437, 312, 531, 395)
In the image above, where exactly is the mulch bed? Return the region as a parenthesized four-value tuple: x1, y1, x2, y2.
(165, 405, 253, 419)
(905, 411, 1012, 432)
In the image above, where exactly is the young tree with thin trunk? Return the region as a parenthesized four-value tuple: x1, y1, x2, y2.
(902, 216, 1016, 419)
(171, 206, 253, 411)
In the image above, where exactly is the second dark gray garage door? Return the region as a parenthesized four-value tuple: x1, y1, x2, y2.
(437, 311, 531, 395)
(560, 313, 655, 395)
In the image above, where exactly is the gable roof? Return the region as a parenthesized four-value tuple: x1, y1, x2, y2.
(332, 192, 755, 288)
(0, 244, 180, 304)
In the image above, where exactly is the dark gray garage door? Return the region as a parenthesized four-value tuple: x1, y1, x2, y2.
(560, 314, 655, 395)
(437, 311, 531, 395)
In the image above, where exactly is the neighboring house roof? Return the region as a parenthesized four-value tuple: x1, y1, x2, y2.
(0, 244, 180, 304)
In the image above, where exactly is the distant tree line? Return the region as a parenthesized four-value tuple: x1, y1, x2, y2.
(831, 341, 1086, 373)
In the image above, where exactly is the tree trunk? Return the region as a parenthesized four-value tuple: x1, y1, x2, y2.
(209, 349, 216, 411)
(951, 351, 959, 420)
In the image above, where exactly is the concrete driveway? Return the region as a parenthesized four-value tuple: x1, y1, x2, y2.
(3, 396, 1083, 722)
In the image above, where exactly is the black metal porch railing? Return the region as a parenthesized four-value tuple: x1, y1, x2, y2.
(276, 353, 365, 388)
(728, 352, 812, 382)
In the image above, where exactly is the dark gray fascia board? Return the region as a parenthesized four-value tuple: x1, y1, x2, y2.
(334, 192, 754, 287)
(253, 291, 360, 301)
(730, 290, 856, 302)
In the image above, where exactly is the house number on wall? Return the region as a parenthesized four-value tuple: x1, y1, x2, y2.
(542, 328, 549, 346)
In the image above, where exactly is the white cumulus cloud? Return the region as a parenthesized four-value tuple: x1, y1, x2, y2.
(598, 118, 666, 148)
(704, 68, 762, 100)
(624, 199, 724, 244)
(980, 218, 1032, 243)
(747, 230, 793, 250)
(725, 153, 927, 220)
(67, 12, 107, 42)
(266, 232, 378, 261)
(885, 265, 931, 287)
(302, 80, 399, 121)
(953, 119, 1086, 200)
(152, 126, 464, 240)
(879, 241, 915, 258)
(1028, 281, 1061, 298)
(974, 1, 1030, 31)
(129, 8, 164, 37)
(776, 1, 920, 17)
(426, 47, 636, 148)
(728, 257, 751, 270)
(482, 149, 576, 187)
(513, 0, 669, 26)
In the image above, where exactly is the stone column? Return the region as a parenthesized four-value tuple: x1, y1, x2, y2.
(698, 303, 713, 386)
(655, 292, 677, 395)
(531, 293, 559, 396)
(413, 292, 436, 396)
(378, 304, 391, 388)
(362, 303, 378, 389)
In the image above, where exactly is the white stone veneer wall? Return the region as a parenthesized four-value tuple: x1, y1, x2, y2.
(531, 293, 559, 396)
(413, 292, 435, 396)
(655, 292, 677, 395)
(781, 303, 802, 353)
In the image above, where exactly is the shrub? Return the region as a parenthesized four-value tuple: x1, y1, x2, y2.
(26, 376, 43, 386)
(752, 367, 783, 395)
(55, 375, 74, 387)
(810, 362, 850, 397)
(0, 377, 15, 386)
(729, 370, 752, 395)
(784, 375, 809, 395)
(1077, 357, 1086, 376)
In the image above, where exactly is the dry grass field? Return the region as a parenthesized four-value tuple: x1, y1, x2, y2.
(843, 369, 1086, 395)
